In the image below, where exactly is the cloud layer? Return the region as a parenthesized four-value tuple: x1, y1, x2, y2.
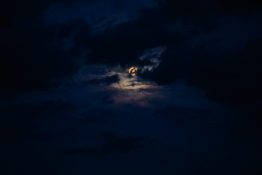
(1, 1, 261, 174)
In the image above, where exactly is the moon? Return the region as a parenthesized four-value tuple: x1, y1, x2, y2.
(128, 67, 138, 77)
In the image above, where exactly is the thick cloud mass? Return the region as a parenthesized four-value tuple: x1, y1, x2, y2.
(1, 0, 262, 175)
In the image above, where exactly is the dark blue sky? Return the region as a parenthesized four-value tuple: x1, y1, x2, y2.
(1, 0, 261, 175)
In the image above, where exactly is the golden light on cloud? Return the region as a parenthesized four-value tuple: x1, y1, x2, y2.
(107, 68, 162, 106)
(77, 65, 162, 107)
(128, 67, 138, 77)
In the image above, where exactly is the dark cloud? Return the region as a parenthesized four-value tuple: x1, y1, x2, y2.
(217, 0, 262, 11)
(61, 132, 149, 157)
(0, 24, 81, 93)
(87, 74, 120, 85)
(100, 132, 148, 154)
(138, 11, 262, 103)
(1, 0, 262, 175)
(1, 78, 261, 175)
(2, 0, 261, 94)
(158, 0, 262, 12)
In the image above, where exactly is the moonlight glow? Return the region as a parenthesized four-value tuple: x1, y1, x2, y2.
(128, 67, 138, 77)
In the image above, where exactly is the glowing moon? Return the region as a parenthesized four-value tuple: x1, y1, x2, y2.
(128, 67, 138, 77)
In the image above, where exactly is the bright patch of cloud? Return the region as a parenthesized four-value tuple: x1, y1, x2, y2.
(139, 46, 167, 72)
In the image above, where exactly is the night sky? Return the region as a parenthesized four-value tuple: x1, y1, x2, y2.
(1, 0, 262, 174)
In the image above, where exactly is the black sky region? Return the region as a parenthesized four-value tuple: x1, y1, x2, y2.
(1, 0, 262, 175)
